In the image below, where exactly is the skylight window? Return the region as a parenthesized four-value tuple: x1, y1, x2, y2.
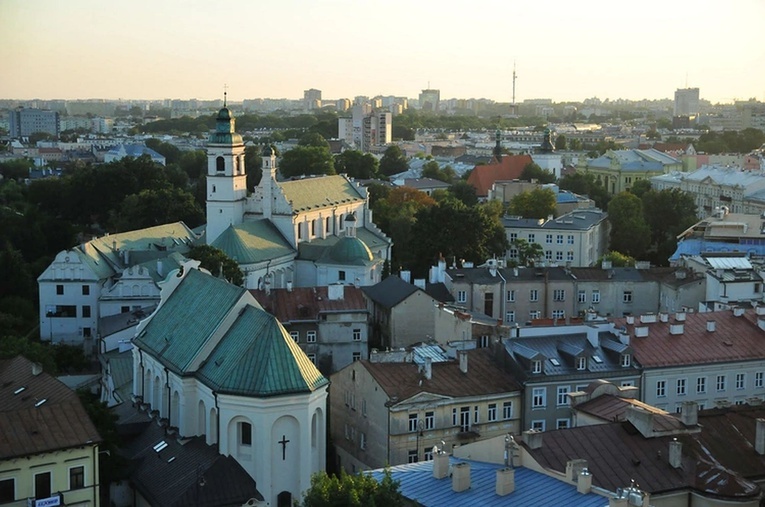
(549, 358, 561, 366)
(13, 386, 26, 395)
(34, 398, 47, 407)
(153, 441, 168, 453)
(592, 355, 603, 364)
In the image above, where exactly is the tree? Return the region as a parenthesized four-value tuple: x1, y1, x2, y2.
(244, 146, 263, 189)
(300, 469, 404, 507)
(111, 187, 205, 231)
(512, 238, 544, 267)
(598, 251, 635, 267)
(520, 162, 556, 184)
(448, 180, 478, 206)
(629, 179, 652, 198)
(187, 245, 244, 286)
(558, 172, 610, 210)
(279, 146, 335, 178)
(554, 134, 567, 150)
(379, 146, 408, 177)
(607, 192, 651, 259)
(299, 132, 330, 149)
(641, 188, 698, 266)
(508, 188, 557, 219)
(334, 150, 379, 179)
(145, 138, 182, 165)
(178, 150, 207, 180)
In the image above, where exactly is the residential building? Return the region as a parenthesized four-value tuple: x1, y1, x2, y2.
(418, 89, 440, 112)
(568, 265, 666, 317)
(499, 322, 641, 431)
(206, 105, 391, 289)
(580, 149, 681, 195)
(131, 262, 328, 507)
(503, 208, 609, 267)
(337, 105, 391, 151)
(250, 284, 369, 374)
(393, 177, 450, 196)
(674, 87, 700, 117)
(330, 349, 522, 472)
(0, 356, 102, 507)
(691, 255, 763, 311)
(361, 275, 439, 349)
(303, 88, 321, 110)
(671, 211, 765, 261)
(652, 165, 765, 217)
(37, 223, 194, 344)
(103, 144, 166, 165)
(612, 307, 765, 411)
(8, 107, 60, 138)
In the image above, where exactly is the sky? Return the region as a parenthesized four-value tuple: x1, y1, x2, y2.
(1, 0, 764, 104)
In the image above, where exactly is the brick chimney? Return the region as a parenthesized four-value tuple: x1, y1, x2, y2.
(680, 401, 698, 426)
(523, 429, 543, 449)
(495, 467, 515, 496)
(452, 462, 471, 492)
(756, 419, 765, 455)
(423, 357, 432, 380)
(458, 350, 468, 374)
(668, 438, 682, 469)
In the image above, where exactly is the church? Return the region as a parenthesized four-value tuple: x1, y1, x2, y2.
(131, 259, 328, 507)
(205, 103, 391, 290)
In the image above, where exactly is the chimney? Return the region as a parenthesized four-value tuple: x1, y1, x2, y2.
(610, 497, 628, 507)
(733, 307, 745, 317)
(523, 429, 543, 449)
(424, 357, 432, 380)
(756, 306, 765, 317)
(674, 311, 686, 322)
(706, 320, 716, 332)
(156, 259, 163, 277)
(577, 469, 593, 494)
(566, 459, 588, 482)
(639, 313, 657, 324)
(287, 280, 293, 292)
(659, 312, 669, 323)
(626, 406, 654, 438)
(634, 326, 649, 338)
(495, 468, 515, 496)
(758, 318, 765, 332)
(400, 270, 411, 283)
(669, 322, 684, 335)
(626, 315, 635, 325)
(432, 447, 450, 479)
(668, 438, 682, 469)
(452, 462, 471, 492)
(328, 284, 343, 300)
(458, 350, 468, 374)
(680, 401, 698, 426)
(32, 362, 43, 376)
(756, 419, 765, 455)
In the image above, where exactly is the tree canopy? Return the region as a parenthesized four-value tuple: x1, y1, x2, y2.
(279, 146, 335, 178)
(186, 245, 244, 286)
(334, 150, 379, 179)
(508, 188, 557, 219)
(607, 192, 651, 259)
(379, 146, 408, 177)
(300, 469, 404, 507)
(558, 172, 610, 210)
(519, 162, 556, 184)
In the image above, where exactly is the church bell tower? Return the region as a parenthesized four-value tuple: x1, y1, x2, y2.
(206, 94, 247, 244)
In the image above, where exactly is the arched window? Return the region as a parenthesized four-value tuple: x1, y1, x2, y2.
(198, 400, 206, 436)
(216, 156, 225, 172)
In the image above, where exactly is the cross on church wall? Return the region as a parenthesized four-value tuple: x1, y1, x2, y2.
(278, 434, 290, 460)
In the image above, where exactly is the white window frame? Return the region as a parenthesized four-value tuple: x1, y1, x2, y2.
(578, 290, 587, 303)
(553, 289, 565, 301)
(531, 420, 545, 431)
(697, 376, 707, 394)
(505, 311, 515, 323)
(507, 290, 516, 302)
(736, 373, 745, 390)
(352, 328, 361, 341)
(457, 290, 467, 303)
(503, 401, 513, 419)
(576, 356, 586, 370)
(306, 330, 317, 343)
(532, 387, 546, 408)
(592, 290, 601, 303)
(756, 372, 764, 388)
(532, 360, 542, 374)
(716, 375, 726, 392)
(556, 418, 570, 429)
(488, 403, 497, 422)
(408, 414, 419, 432)
(676, 378, 686, 396)
(621, 354, 631, 367)
(623, 291, 633, 303)
(529, 289, 539, 302)
(557, 386, 570, 406)
(657, 380, 666, 397)
(425, 411, 434, 430)
(290, 331, 299, 343)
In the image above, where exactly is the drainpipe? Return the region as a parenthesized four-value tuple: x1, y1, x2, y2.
(165, 367, 171, 430)
(214, 391, 220, 450)
(498, 268, 507, 328)
(138, 349, 145, 400)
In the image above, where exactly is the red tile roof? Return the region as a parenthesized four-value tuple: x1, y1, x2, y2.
(467, 154, 533, 197)
(612, 309, 765, 368)
(0, 356, 102, 459)
(250, 285, 366, 322)
(362, 349, 521, 403)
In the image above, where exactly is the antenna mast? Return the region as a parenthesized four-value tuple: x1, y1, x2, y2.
(511, 61, 517, 115)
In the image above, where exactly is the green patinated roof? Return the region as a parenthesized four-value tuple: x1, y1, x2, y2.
(211, 220, 295, 265)
(279, 175, 364, 213)
(134, 251, 186, 283)
(209, 107, 243, 145)
(134, 269, 246, 374)
(323, 236, 374, 265)
(297, 228, 389, 262)
(197, 305, 328, 396)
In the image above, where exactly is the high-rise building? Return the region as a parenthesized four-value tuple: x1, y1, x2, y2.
(304, 88, 322, 110)
(419, 89, 440, 112)
(338, 104, 391, 152)
(674, 88, 700, 117)
(8, 107, 60, 138)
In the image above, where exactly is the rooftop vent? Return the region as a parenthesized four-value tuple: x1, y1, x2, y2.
(674, 311, 686, 322)
(669, 323, 685, 335)
(659, 312, 669, 323)
(634, 326, 649, 338)
(706, 320, 716, 332)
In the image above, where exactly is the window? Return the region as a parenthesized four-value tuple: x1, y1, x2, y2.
(556, 251, 564, 261)
(488, 403, 497, 422)
(424, 449, 434, 461)
(621, 354, 631, 367)
(736, 373, 745, 390)
(510, 232, 518, 242)
(546, 234, 553, 244)
(553, 289, 565, 301)
(532, 360, 542, 373)
(507, 290, 516, 302)
(360, 432, 366, 450)
(425, 411, 434, 430)
(308, 353, 316, 364)
(656, 380, 666, 397)
(408, 450, 418, 463)
(528, 233, 535, 243)
(529, 310, 540, 320)
(326, 217, 331, 234)
(352, 329, 361, 341)
(408, 414, 419, 432)
(478, 335, 490, 348)
(83, 327, 91, 337)
(216, 156, 225, 172)
(505, 311, 515, 323)
(557, 386, 570, 406)
(311, 219, 316, 236)
(531, 420, 545, 431)
(0, 478, 15, 503)
(623, 291, 633, 303)
(452, 408, 457, 426)
(557, 234, 564, 244)
(81, 285, 89, 296)
(677, 378, 687, 396)
(362, 399, 367, 416)
(34, 472, 51, 500)
(756, 372, 764, 388)
(82, 305, 91, 318)
(69, 465, 85, 490)
(352, 352, 361, 362)
(532, 387, 546, 408)
(545, 250, 552, 260)
(592, 290, 600, 303)
(290, 331, 299, 343)
(578, 290, 587, 303)
(567, 235, 575, 244)
(474, 406, 479, 424)
(457, 290, 467, 303)
(716, 375, 726, 392)
(503, 401, 513, 419)
(56, 285, 64, 295)
(552, 309, 565, 319)
(621, 381, 635, 387)
(307, 331, 317, 343)
(460, 406, 471, 432)
(566, 251, 574, 261)
(297, 224, 303, 240)
(556, 419, 570, 429)
(697, 377, 707, 394)
(338, 270, 346, 281)
(530, 289, 539, 302)
(240, 422, 252, 445)
(576, 357, 586, 370)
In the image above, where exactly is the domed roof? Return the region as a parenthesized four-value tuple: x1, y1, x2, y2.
(208, 106, 243, 145)
(217, 107, 232, 120)
(328, 236, 373, 264)
(262, 145, 275, 157)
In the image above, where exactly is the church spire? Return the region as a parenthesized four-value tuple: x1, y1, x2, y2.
(493, 129, 503, 160)
(223, 83, 228, 108)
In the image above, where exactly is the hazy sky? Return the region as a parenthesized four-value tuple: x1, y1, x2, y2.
(2, 0, 763, 104)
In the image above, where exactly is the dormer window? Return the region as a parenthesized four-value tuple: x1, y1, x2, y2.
(576, 356, 586, 370)
(532, 360, 542, 374)
(621, 354, 631, 367)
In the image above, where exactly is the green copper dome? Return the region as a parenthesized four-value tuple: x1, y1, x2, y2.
(209, 106, 243, 145)
(328, 236, 373, 264)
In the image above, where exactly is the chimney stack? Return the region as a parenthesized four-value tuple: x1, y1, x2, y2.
(495, 468, 515, 496)
(706, 320, 716, 332)
(424, 357, 432, 380)
(452, 462, 471, 492)
(458, 350, 468, 374)
(523, 429, 543, 449)
(669, 322, 685, 335)
(756, 419, 765, 455)
(577, 469, 593, 494)
(32, 362, 43, 376)
(432, 446, 450, 479)
(668, 438, 682, 469)
(680, 401, 698, 426)
(566, 459, 588, 482)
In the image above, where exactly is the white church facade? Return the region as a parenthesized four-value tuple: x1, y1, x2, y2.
(204, 104, 391, 290)
(131, 260, 328, 507)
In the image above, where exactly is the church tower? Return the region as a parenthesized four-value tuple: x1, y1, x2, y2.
(206, 97, 247, 244)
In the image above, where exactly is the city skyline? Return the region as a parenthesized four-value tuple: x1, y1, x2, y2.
(2, 0, 764, 105)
